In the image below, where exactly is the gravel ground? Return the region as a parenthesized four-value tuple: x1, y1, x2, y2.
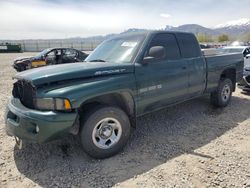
(0, 53, 250, 188)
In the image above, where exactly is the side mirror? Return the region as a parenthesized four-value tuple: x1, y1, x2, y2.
(142, 46, 166, 64)
(142, 56, 155, 64)
(246, 54, 250, 59)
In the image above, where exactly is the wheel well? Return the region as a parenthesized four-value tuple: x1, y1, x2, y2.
(220, 68, 236, 91)
(78, 92, 136, 127)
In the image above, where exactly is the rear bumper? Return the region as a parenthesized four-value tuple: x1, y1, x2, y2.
(5, 98, 77, 143)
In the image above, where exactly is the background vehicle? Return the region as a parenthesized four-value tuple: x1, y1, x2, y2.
(219, 46, 250, 67)
(238, 65, 250, 92)
(0, 43, 22, 53)
(12, 48, 88, 72)
(5, 31, 243, 159)
(200, 43, 213, 49)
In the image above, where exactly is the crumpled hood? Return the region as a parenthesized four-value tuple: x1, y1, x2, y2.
(14, 56, 33, 62)
(14, 62, 134, 86)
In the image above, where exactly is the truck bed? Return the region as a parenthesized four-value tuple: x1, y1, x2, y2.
(205, 53, 244, 92)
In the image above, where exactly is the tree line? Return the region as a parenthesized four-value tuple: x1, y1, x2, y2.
(196, 32, 250, 43)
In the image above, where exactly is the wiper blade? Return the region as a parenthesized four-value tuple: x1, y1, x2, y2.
(89, 59, 106, 62)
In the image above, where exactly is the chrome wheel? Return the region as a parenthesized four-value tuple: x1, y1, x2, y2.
(221, 84, 231, 102)
(92, 118, 122, 149)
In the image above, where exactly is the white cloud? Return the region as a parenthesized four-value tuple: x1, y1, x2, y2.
(160, 13, 171, 19)
(0, 0, 249, 39)
(0, 1, 173, 39)
(0, 1, 127, 39)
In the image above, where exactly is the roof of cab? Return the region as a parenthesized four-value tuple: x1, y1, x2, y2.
(45, 47, 82, 51)
(111, 30, 195, 39)
(148, 30, 195, 35)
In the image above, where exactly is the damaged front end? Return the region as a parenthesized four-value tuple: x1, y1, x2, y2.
(13, 59, 31, 72)
(12, 80, 36, 109)
(5, 79, 78, 144)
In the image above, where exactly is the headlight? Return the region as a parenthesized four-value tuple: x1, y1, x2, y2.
(34, 98, 72, 111)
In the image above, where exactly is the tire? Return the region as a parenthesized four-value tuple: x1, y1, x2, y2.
(210, 78, 233, 107)
(80, 105, 131, 159)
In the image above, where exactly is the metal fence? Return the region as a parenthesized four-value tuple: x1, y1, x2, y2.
(0, 39, 104, 52)
(21, 41, 102, 52)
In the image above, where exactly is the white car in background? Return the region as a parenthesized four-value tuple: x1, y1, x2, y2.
(219, 46, 250, 67)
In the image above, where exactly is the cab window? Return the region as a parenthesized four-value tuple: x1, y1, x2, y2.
(46, 50, 56, 58)
(145, 33, 181, 62)
(63, 49, 78, 58)
(176, 33, 202, 58)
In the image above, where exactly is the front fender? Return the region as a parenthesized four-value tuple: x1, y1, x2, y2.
(37, 74, 137, 109)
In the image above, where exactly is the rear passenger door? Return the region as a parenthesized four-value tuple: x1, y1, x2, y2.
(135, 33, 189, 115)
(176, 33, 207, 97)
(62, 49, 78, 63)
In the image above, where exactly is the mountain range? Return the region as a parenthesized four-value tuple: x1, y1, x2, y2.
(162, 18, 250, 36)
(1, 18, 249, 43)
(124, 18, 250, 37)
(213, 18, 250, 36)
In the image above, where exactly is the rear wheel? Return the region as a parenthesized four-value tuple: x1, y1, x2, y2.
(80, 105, 131, 159)
(210, 78, 233, 107)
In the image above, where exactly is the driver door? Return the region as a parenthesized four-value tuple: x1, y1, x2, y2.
(135, 33, 189, 115)
(45, 50, 56, 65)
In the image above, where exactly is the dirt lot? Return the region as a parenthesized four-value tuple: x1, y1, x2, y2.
(0, 53, 250, 188)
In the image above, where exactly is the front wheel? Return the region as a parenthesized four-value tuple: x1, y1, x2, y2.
(210, 78, 233, 107)
(80, 105, 131, 159)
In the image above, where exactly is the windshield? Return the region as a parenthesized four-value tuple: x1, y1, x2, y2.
(35, 48, 51, 58)
(85, 34, 146, 63)
(219, 48, 244, 54)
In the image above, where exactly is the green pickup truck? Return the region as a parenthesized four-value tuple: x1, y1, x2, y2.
(5, 31, 243, 158)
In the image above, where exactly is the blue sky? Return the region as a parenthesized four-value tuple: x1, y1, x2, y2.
(0, 0, 249, 39)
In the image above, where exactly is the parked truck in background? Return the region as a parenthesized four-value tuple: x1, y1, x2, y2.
(5, 31, 244, 158)
(0, 43, 22, 53)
